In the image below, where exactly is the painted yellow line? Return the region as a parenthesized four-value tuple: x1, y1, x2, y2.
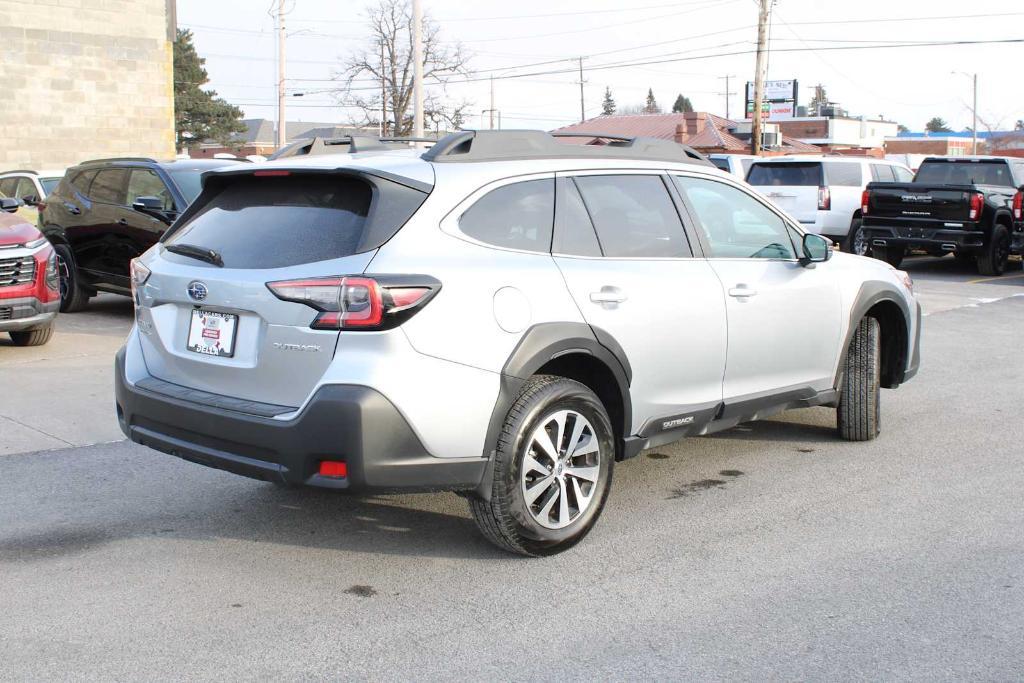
(966, 272, 1024, 284)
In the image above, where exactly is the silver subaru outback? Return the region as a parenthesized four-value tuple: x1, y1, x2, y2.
(115, 131, 921, 556)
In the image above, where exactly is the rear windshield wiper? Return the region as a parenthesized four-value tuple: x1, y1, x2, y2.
(165, 243, 224, 267)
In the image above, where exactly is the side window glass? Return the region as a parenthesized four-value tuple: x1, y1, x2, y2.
(573, 175, 690, 258)
(90, 169, 129, 205)
(870, 164, 895, 182)
(893, 166, 914, 183)
(825, 162, 863, 186)
(674, 175, 796, 260)
(553, 177, 601, 257)
(458, 179, 553, 253)
(128, 169, 174, 211)
(0, 178, 16, 196)
(70, 170, 97, 196)
(14, 178, 36, 199)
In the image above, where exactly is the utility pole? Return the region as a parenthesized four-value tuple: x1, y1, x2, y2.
(718, 74, 735, 119)
(971, 73, 978, 155)
(578, 57, 586, 122)
(412, 0, 424, 140)
(380, 40, 387, 136)
(276, 0, 286, 150)
(751, 0, 770, 155)
(489, 76, 495, 130)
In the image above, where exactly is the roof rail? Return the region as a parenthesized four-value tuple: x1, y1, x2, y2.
(0, 169, 40, 176)
(267, 135, 438, 160)
(421, 130, 713, 166)
(78, 157, 159, 166)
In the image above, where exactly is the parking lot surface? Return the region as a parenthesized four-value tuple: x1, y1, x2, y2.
(1, 258, 1022, 679)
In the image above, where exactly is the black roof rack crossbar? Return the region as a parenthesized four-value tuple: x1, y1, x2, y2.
(78, 157, 159, 165)
(420, 130, 712, 166)
(268, 135, 439, 160)
(0, 169, 41, 176)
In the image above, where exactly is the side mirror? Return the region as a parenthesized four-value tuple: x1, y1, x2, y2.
(0, 197, 21, 213)
(801, 233, 832, 266)
(132, 196, 175, 224)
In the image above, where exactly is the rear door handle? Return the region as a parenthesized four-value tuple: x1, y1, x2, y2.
(728, 285, 758, 298)
(64, 203, 81, 215)
(590, 286, 627, 305)
(117, 218, 128, 226)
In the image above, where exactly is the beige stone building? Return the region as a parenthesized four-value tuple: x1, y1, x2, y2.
(0, 0, 176, 170)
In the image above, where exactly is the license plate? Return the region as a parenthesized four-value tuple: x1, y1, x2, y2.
(187, 310, 237, 357)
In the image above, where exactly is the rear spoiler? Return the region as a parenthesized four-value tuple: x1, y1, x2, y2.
(267, 136, 438, 160)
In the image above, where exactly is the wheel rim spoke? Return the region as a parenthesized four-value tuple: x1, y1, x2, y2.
(523, 453, 551, 477)
(556, 478, 570, 526)
(524, 474, 555, 505)
(565, 464, 599, 483)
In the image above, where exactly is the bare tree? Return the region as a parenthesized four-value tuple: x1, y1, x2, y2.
(336, 0, 471, 136)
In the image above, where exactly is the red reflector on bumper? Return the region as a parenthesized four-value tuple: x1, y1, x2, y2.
(319, 460, 348, 478)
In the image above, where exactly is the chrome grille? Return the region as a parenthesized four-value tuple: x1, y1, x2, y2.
(0, 307, 11, 320)
(0, 256, 35, 287)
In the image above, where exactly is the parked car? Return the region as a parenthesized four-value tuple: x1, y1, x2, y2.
(39, 157, 244, 312)
(0, 198, 59, 346)
(862, 156, 1024, 273)
(746, 156, 914, 254)
(115, 130, 921, 556)
(0, 168, 65, 226)
(708, 153, 758, 179)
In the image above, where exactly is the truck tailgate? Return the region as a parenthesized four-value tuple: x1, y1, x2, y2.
(866, 182, 976, 223)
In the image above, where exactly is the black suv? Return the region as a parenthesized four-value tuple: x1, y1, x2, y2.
(40, 157, 243, 311)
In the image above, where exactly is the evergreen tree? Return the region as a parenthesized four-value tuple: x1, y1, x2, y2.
(672, 94, 694, 113)
(925, 117, 952, 133)
(643, 88, 661, 114)
(174, 29, 247, 150)
(601, 87, 616, 115)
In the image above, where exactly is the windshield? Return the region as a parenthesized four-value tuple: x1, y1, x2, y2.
(747, 162, 823, 186)
(166, 169, 206, 204)
(40, 177, 61, 195)
(914, 160, 1015, 187)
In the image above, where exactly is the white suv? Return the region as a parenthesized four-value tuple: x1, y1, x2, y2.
(747, 156, 913, 254)
(115, 131, 921, 556)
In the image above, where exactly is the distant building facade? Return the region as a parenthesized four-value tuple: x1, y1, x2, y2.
(774, 116, 899, 153)
(0, 0, 177, 169)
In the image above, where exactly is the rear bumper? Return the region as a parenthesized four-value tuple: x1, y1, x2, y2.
(114, 347, 489, 492)
(861, 224, 999, 252)
(0, 296, 58, 332)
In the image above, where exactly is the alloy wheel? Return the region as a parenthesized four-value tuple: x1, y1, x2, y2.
(56, 253, 71, 302)
(520, 409, 602, 530)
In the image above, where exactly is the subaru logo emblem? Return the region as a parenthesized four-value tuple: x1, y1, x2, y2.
(187, 281, 208, 301)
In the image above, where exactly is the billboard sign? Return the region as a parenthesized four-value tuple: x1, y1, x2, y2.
(744, 79, 798, 119)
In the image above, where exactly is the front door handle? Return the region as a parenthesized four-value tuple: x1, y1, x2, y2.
(728, 285, 758, 298)
(117, 218, 128, 226)
(590, 286, 627, 306)
(64, 203, 81, 215)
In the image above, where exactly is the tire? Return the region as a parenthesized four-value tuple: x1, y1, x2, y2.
(976, 225, 1010, 276)
(873, 245, 904, 268)
(844, 219, 869, 256)
(837, 316, 881, 441)
(9, 325, 54, 347)
(54, 243, 90, 312)
(468, 375, 615, 557)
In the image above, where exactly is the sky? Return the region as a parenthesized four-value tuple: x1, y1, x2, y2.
(176, 0, 1024, 133)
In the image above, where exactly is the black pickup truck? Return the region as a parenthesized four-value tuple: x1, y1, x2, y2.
(861, 156, 1024, 274)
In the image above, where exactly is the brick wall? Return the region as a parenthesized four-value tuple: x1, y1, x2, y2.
(884, 139, 976, 155)
(0, 0, 175, 169)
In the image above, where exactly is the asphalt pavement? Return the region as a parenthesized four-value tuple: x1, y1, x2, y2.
(1, 258, 1022, 680)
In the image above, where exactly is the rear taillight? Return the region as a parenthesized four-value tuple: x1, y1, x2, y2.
(968, 192, 984, 221)
(861, 189, 870, 215)
(267, 275, 439, 331)
(818, 186, 831, 211)
(130, 258, 151, 304)
(1013, 190, 1023, 221)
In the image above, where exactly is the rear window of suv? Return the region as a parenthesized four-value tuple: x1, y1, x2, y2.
(164, 174, 427, 269)
(747, 162, 823, 187)
(913, 160, 1015, 187)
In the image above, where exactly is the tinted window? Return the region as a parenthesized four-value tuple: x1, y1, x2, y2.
(166, 168, 205, 204)
(90, 169, 128, 204)
(70, 170, 97, 195)
(573, 175, 689, 258)
(128, 169, 174, 211)
(675, 176, 796, 259)
(459, 179, 553, 253)
(893, 166, 914, 182)
(13, 178, 36, 199)
(166, 174, 425, 269)
(710, 157, 731, 172)
(870, 164, 895, 182)
(747, 162, 823, 187)
(914, 160, 1015, 187)
(552, 178, 601, 257)
(824, 162, 862, 186)
(40, 177, 61, 195)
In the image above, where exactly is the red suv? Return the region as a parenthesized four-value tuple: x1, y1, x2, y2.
(1, 198, 59, 346)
